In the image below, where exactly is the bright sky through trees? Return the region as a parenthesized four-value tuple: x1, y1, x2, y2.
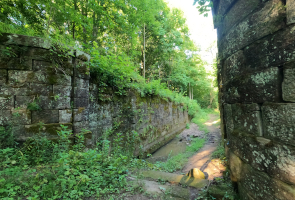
(165, 0, 217, 63)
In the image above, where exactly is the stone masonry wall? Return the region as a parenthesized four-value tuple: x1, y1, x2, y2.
(0, 33, 189, 155)
(89, 85, 189, 156)
(213, 0, 295, 199)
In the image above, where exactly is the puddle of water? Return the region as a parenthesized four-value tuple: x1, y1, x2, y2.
(147, 138, 188, 163)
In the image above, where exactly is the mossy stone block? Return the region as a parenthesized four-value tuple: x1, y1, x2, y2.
(32, 110, 59, 124)
(30, 83, 52, 96)
(73, 108, 89, 122)
(73, 121, 89, 133)
(53, 85, 72, 97)
(74, 87, 89, 98)
(0, 34, 51, 49)
(224, 67, 281, 103)
(8, 70, 34, 87)
(74, 78, 89, 88)
(0, 96, 14, 109)
(0, 69, 7, 85)
(231, 103, 262, 136)
(15, 96, 35, 109)
(39, 96, 71, 110)
(73, 98, 89, 108)
(11, 109, 31, 125)
(262, 103, 295, 147)
(287, 0, 295, 25)
(218, 0, 285, 59)
(59, 109, 72, 123)
(282, 64, 295, 102)
(0, 110, 12, 126)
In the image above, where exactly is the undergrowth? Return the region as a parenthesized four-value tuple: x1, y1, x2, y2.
(0, 125, 155, 199)
(211, 143, 226, 160)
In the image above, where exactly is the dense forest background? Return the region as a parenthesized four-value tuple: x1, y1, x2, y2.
(0, 0, 217, 108)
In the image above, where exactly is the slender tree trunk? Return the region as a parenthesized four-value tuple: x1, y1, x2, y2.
(191, 87, 193, 100)
(143, 23, 146, 80)
(73, 0, 78, 39)
(189, 83, 191, 99)
(82, 1, 88, 44)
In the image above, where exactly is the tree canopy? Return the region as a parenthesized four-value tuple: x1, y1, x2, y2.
(0, 0, 217, 108)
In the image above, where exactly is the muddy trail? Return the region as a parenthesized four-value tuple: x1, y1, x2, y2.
(125, 114, 226, 200)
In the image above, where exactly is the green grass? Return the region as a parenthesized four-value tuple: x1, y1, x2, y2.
(211, 143, 225, 159)
(154, 138, 206, 173)
(187, 138, 206, 152)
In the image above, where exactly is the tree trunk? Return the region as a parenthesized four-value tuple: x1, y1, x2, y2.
(188, 83, 191, 99)
(143, 23, 146, 80)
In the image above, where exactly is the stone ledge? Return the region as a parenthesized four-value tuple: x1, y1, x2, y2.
(0, 33, 51, 49)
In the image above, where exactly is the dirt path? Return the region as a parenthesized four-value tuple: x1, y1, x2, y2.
(126, 114, 224, 200)
(181, 114, 224, 180)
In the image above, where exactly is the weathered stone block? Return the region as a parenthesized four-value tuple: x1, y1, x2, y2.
(223, 50, 245, 83)
(224, 67, 281, 103)
(33, 60, 73, 76)
(25, 123, 73, 140)
(73, 108, 89, 122)
(75, 60, 90, 79)
(73, 98, 89, 108)
(33, 60, 53, 71)
(287, 0, 295, 25)
(218, 0, 285, 59)
(215, 0, 236, 17)
(0, 96, 14, 109)
(1, 57, 32, 70)
(73, 121, 89, 133)
(0, 69, 7, 85)
(228, 150, 243, 182)
(231, 103, 262, 136)
(53, 85, 72, 97)
(15, 96, 34, 109)
(76, 50, 90, 61)
(223, 104, 234, 137)
(265, 144, 295, 185)
(59, 109, 72, 123)
(11, 109, 31, 125)
(0, 110, 12, 126)
(262, 103, 295, 147)
(33, 71, 72, 86)
(74, 87, 89, 98)
(239, 164, 295, 200)
(39, 96, 71, 110)
(29, 83, 52, 96)
(8, 70, 34, 87)
(0, 85, 32, 96)
(32, 110, 59, 124)
(282, 64, 295, 102)
(0, 33, 51, 49)
(74, 78, 89, 88)
(228, 133, 263, 170)
(219, 0, 260, 38)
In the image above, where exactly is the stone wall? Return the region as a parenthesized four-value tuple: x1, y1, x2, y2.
(213, 0, 295, 199)
(0, 33, 189, 155)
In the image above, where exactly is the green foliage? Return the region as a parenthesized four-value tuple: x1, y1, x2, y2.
(186, 123, 190, 129)
(0, 0, 217, 109)
(193, 0, 213, 17)
(0, 126, 14, 149)
(155, 153, 189, 173)
(211, 143, 226, 160)
(0, 125, 153, 199)
(186, 138, 205, 152)
(27, 100, 42, 111)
